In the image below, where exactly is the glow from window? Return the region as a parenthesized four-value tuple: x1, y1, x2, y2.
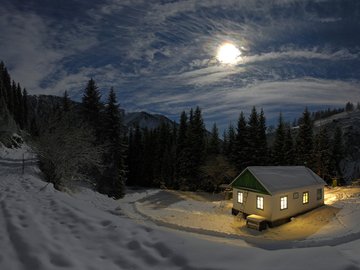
(303, 192, 309, 204)
(257, 196, 264, 210)
(280, 196, 287, 210)
(238, 192, 243, 203)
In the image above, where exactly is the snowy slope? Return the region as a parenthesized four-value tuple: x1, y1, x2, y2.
(1, 145, 360, 270)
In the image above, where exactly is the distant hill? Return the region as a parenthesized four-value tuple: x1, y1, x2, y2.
(124, 111, 175, 130)
(314, 109, 360, 181)
(266, 108, 360, 182)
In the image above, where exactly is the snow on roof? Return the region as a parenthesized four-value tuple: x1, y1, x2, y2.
(247, 166, 326, 194)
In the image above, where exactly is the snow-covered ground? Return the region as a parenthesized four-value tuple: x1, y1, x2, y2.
(1, 145, 360, 270)
(134, 187, 360, 245)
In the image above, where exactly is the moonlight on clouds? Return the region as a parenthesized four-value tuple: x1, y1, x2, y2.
(216, 43, 242, 65)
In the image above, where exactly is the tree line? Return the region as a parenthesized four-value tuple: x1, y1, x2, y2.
(128, 105, 345, 190)
(223, 107, 344, 183)
(0, 61, 29, 145)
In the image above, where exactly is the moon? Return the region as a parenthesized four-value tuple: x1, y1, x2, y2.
(216, 43, 242, 64)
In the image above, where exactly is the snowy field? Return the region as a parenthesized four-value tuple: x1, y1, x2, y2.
(1, 144, 360, 270)
(134, 187, 360, 245)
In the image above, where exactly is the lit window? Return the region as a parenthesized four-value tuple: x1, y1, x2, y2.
(256, 196, 264, 210)
(280, 196, 288, 210)
(237, 192, 243, 204)
(317, 189, 322, 200)
(293, 192, 299, 199)
(303, 192, 309, 204)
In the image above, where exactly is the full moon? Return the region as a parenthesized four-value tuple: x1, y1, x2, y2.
(216, 43, 242, 64)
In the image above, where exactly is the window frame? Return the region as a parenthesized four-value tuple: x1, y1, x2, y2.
(317, 188, 322, 200)
(237, 191, 243, 204)
(302, 191, 309, 204)
(256, 195, 264, 210)
(280, 195, 288, 210)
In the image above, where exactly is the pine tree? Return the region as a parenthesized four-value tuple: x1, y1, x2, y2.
(313, 127, 332, 180)
(185, 106, 206, 188)
(273, 113, 286, 165)
(234, 112, 247, 171)
(2, 67, 12, 108)
(330, 127, 344, 178)
(247, 106, 260, 166)
(15, 83, 24, 129)
(103, 88, 123, 142)
(208, 123, 220, 155)
(345, 102, 354, 112)
(8, 81, 16, 117)
(222, 129, 228, 155)
(127, 126, 143, 186)
(142, 128, 156, 186)
(62, 90, 71, 112)
(30, 117, 39, 137)
(295, 107, 314, 168)
(157, 122, 175, 188)
(22, 89, 28, 129)
(176, 111, 189, 182)
(101, 88, 126, 199)
(177, 111, 188, 155)
(226, 124, 236, 160)
(81, 78, 103, 141)
(0, 96, 18, 146)
(283, 125, 295, 165)
(0, 71, 5, 108)
(257, 108, 268, 165)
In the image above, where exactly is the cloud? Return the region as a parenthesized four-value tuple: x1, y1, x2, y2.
(170, 65, 244, 86)
(243, 48, 360, 64)
(120, 76, 360, 132)
(0, 4, 99, 95)
(0, 9, 61, 91)
(39, 65, 127, 98)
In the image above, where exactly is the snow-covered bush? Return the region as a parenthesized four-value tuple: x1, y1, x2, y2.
(33, 113, 105, 190)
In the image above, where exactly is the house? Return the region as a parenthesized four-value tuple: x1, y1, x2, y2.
(230, 166, 326, 227)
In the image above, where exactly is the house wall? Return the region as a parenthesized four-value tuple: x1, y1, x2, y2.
(232, 185, 325, 222)
(270, 185, 325, 222)
(232, 188, 273, 220)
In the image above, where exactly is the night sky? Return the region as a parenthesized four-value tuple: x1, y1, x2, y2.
(1, 0, 360, 130)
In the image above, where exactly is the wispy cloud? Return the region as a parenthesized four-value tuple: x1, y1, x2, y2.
(243, 48, 360, 64)
(0, 3, 99, 94)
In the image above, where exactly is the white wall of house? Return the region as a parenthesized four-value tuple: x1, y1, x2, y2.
(233, 185, 325, 222)
(270, 185, 325, 221)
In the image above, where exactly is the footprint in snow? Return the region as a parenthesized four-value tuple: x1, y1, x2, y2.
(127, 240, 141, 250)
(100, 220, 112, 227)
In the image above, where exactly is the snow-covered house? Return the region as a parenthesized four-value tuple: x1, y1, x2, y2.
(231, 166, 327, 227)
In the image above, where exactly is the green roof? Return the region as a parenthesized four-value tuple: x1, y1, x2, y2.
(231, 169, 270, 195)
